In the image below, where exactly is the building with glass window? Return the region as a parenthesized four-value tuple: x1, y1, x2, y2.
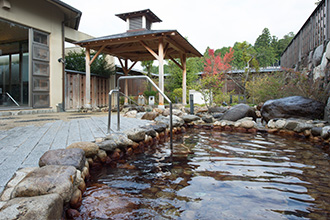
(0, 0, 92, 110)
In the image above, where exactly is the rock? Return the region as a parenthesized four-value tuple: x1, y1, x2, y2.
(325, 96, 330, 123)
(136, 112, 146, 119)
(313, 44, 324, 67)
(153, 108, 164, 115)
(98, 134, 134, 152)
(212, 113, 224, 119)
(97, 150, 107, 163)
(267, 119, 276, 129)
(69, 189, 82, 209)
(11, 165, 76, 203)
(124, 128, 146, 142)
(128, 106, 145, 112)
(182, 115, 200, 123)
(208, 106, 228, 113)
(39, 148, 86, 171)
(139, 125, 157, 137)
(261, 96, 325, 122)
(163, 109, 184, 117)
(124, 110, 137, 118)
(67, 142, 99, 158)
(240, 120, 256, 129)
(321, 126, 330, 139)
(284, 120, 300, 131)
(202, 115, 213, 123)
(141, 112, 158, 120)
(220, 104, 257, 121)
(196, 106, 208, 113)
(294, 122, 314, 133)
(144, 122, 167, 133)
(154, 115, 184, 127)
(311, 127, 323, 136)
(0, 194, 63, 220)
(275, 119, 287, 129)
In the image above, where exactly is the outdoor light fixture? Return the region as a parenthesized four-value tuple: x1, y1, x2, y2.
(57, 58, 65, 64)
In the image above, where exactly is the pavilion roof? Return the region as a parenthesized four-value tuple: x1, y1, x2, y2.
(75, 29, 202, 61)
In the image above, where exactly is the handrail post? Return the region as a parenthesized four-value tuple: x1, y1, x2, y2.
(169, 102, 173, 152)
(117, 87, 120, 131)
(108, 92, 112, 133)
(109, 75, 173, 153)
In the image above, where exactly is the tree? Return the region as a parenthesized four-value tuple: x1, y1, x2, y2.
(254, 28, 277, 67)
(65, 49, 114, 76)
(141, 60, 154, 77)
(194, 48, 234, 108)
(165, 57, 203, 101)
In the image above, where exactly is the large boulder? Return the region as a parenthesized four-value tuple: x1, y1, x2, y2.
(0, 194, 63, 220)
(220, 104, 257, 122)
(10, 165, 76, 203)
(39, 148, 86, 171)
(261, 96, 325, 122)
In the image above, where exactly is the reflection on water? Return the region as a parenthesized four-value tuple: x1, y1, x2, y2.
(79, 129, 330, 219)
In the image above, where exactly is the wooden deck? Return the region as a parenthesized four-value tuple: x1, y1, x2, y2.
(0, 114, 149, 193)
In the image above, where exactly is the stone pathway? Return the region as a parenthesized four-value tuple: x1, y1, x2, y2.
(0, 113, 150, 194)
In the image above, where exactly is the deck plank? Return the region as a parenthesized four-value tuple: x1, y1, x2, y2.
(85, 117, 106, 138)
(78, 119, 95, 142)
(67, 120, 81, 146)
(51, 121, 70, 150)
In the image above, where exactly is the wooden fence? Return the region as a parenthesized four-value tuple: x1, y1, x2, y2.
(281, 0, 330, 69)
(65, 70, 110, 110)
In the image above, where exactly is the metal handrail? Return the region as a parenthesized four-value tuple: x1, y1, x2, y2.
(107, 75, 173, 151)
(6, 92, 20, 107)
(118, 91, 139, 106)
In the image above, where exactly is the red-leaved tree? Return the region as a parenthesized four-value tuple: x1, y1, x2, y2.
(195, 48, 234, 108)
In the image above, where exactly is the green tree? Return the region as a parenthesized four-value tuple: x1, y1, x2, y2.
(254, 28, 277, 67)
(141, 60, 154, 77)
(165, 57, 203, 101)
(65, 49, 114, 76)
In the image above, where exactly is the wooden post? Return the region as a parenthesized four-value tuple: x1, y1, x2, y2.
(124, 59, 128, 105)
(85, 48, 91, 109)
(181, 54, 187, 105)
(158, 38, 164, 107)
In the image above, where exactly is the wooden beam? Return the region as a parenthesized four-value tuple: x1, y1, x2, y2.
(163, 43, 170, 58)
(169, 55, 183, 70)
(89, 45, 106, 65)
(140, 40, 159, 60)
(181, 53, 187, 105)
(78, 34, 164, 48)
(127, 61, 138, 72)
(158, 38, 164, 106)
(165, 35, 187, 54)
(85, 48, 91, 108)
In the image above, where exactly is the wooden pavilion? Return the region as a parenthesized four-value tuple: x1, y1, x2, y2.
(75, 9, 202, 107)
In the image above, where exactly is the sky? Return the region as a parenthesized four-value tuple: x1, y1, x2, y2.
(63, 0, 318, 69)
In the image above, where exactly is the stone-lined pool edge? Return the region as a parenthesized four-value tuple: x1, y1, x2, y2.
(0, 113, 329, 219)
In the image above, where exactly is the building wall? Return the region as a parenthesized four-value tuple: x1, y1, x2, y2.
(0, 0, 94, 109)
(281, 0, 330, 73)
